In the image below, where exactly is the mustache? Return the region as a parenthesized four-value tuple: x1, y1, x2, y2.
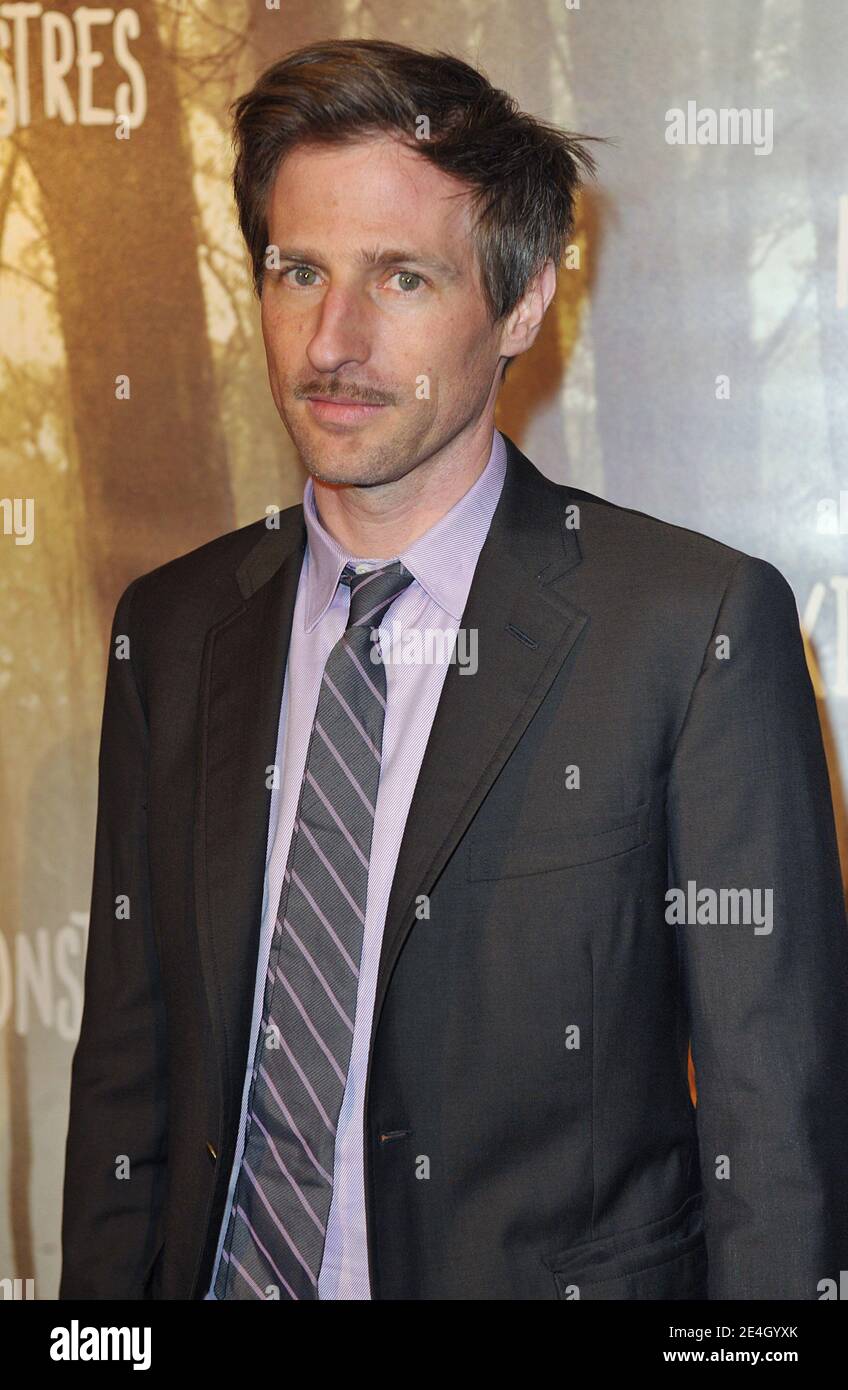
(295, 384, 394, 406)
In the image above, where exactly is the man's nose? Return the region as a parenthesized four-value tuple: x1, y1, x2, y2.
(306, 283, 373, 372)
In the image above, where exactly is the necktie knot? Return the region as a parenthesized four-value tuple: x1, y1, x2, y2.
(341, 560, 414, 632)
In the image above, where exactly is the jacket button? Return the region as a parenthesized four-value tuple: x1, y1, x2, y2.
(206, 1141, 217, 1164)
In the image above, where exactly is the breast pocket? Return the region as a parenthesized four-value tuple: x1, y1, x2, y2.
(466, 800, 650, 881)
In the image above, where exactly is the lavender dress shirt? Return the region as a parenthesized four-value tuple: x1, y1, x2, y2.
(206, 428, 507, 1298)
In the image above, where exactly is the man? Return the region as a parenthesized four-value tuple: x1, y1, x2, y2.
(60, 38, 848, 1301)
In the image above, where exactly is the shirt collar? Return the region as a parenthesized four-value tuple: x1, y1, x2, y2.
(302, 428, 507, 630)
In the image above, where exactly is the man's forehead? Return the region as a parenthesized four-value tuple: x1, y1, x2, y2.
(270, 137, 477, 235)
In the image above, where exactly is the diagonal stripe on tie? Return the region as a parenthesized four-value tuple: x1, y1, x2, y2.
(214, 559, 414, 1299)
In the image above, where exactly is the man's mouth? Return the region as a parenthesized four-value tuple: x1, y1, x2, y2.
(306, 397, 388, 425)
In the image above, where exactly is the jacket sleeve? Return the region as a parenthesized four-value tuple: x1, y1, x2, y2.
(59, 576, 168, 1299)
(666, 553, 848, 1300)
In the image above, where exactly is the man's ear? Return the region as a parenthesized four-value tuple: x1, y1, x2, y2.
(498, 260, 558, 371)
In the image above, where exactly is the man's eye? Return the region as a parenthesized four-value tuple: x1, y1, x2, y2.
(391, 270, 424, 293)
(283, 265, 319, 286)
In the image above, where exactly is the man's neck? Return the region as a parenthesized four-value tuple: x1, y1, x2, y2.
(311, 423, 496, 559)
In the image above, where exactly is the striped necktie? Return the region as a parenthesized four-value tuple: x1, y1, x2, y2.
(214, 558, 415, 1299)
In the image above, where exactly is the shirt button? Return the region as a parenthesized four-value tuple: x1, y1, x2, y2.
(354, 563, 371, 574)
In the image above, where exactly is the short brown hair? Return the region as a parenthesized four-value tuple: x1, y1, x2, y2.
(230, 38, 601, 331)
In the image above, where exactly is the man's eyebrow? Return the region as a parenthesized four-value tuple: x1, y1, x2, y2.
(274, 247, 461, 279)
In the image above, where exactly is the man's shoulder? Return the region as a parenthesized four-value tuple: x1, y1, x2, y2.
(530, 470, 798, 635)
(557, 478, 738, 566)
(553, 476, 789, 604)
(122, 501, 305, 614)
(509, 439, 744, 581)
(107, 503, 306, 681)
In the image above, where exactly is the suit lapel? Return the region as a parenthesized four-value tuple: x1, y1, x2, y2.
(194, 510, 306, 1137)
(370, 434, 587, 1027)
(194, 434, 589, 1153)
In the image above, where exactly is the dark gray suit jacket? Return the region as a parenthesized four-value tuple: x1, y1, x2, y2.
(60, 433, 848, 1299)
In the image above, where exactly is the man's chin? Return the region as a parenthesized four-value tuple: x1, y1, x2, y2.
(294, 438, 413, 489)
(304, 461, 405, 489)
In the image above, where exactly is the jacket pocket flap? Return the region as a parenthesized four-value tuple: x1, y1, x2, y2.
(467, 801, 649, 880)
(542, 1192, 705, 1296)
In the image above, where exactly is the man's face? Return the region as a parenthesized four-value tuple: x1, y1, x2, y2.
(260, 134, 508, 488)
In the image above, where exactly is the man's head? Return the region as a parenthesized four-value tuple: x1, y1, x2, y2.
(230, 39, 599, 489)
